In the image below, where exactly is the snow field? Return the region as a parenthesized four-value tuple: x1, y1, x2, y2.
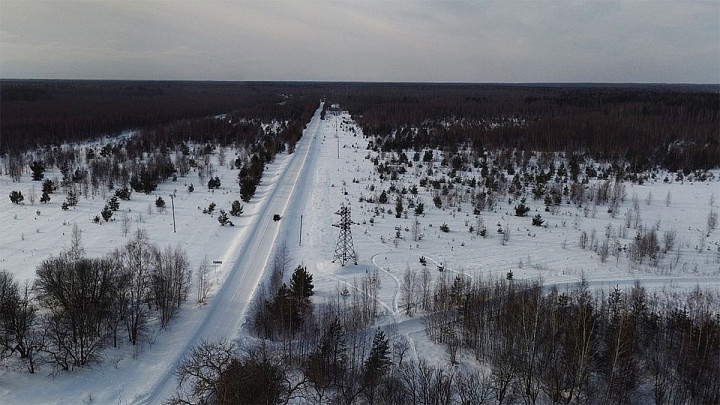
(1, 103, 719, 403)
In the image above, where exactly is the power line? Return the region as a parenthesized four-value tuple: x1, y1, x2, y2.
(332, 204, 357, 266)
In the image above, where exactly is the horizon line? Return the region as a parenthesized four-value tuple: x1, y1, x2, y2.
(1, 78, 719, 87)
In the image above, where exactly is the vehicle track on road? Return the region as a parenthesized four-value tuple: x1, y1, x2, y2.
(136, 103, 325, 405)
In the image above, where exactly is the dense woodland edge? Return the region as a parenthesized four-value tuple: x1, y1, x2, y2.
(1, 80, 718, 404)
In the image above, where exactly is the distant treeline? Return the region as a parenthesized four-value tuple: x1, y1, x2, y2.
(0, 80, 322, 153)
(3, 81, 718, 171)
(325, 83, 719, 171)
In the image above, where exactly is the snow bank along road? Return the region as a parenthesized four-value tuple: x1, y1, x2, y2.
(137, 103, 325, 404)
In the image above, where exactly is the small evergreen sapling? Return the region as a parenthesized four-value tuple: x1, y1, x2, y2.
(395, 196, 403, 218)
(217, 210, 233, 226)
(29, 161, 45, 181)
(101, 205, 113, 222)
(515, 198, 530, 217)
(230, 200, 244, 217)
(532, 214, 544, 227)
(378, 190, 388, 204)
(42, 179, 55, 194)
(9, 191, 24, 204)
(115, 187, 132, 200)
(208, 176, 221, 190)
(203, 202, 216, 215)
(108, 196, 120, 211)
(65, 190, 78, 207)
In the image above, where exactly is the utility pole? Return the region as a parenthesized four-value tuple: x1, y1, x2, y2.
(299, 215, 303, 246)
(332, 204, 357, 266)
(169, 191, 176, 233)
(336, 115, 339, 159)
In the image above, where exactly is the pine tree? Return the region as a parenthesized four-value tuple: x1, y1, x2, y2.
(532, 214, 544, 226)
(208, 176, 221, 190)
(40, 192, 50, 204)
(515, 198, 530, 217)
(230, 200, 244, 216)
(42, 179, 55, 194)
(115, 187, 131, 200)
(240, 178, 257, 202)
(65, 190, 78, 207)
(395, 196, 404, 218)
(363, 330, 391, 402)
(218, 210, 233, 226)
(108, 196, 120, 211)
(9, 191, 24, 204)
(155, 196, 166, 209)
(379, 190, 388, 204)
(289, 265, 314, 306)
(29, 161, 45, 181)
(414, 202, 424, 216)
(101, 205, 113, 222)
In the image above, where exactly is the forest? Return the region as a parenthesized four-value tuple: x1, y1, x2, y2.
(1, 80, 718, 404)
(3, 81, 717, 172)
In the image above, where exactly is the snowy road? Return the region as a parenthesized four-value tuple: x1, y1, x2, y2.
(137, 103, 325, 404)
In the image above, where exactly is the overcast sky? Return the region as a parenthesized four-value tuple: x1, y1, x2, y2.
(1, 0, 718, 83)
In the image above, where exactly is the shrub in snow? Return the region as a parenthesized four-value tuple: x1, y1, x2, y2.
(9, 190, 24, 204)
(203, 202, 216, 215)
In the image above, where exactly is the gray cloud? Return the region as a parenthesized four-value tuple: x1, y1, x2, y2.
(1, 0, 718, 82)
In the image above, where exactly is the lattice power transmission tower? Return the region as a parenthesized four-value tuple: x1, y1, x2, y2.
(332, 205, 357, 266)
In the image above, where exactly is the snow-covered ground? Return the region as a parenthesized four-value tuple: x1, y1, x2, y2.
(1, 103, 719, 403)
(0, 105, 326, 404)
(286, 110, 720, 302)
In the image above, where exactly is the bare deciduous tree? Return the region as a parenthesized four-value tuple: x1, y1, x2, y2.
(169, 339, 236, 405)
(401, 266, 417, 316)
